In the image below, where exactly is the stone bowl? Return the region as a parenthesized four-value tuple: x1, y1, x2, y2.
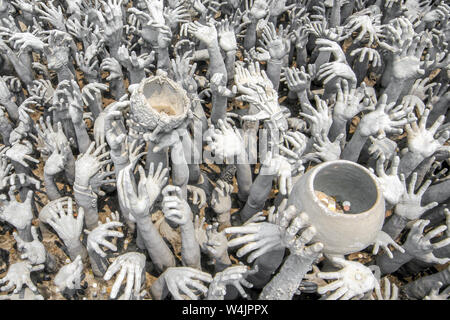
(129, 76, 190, 134)
(287, 160, 385, 255)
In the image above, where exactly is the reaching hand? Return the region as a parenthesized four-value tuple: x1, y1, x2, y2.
(226, 205, 319, 263)
(217, 17, 240, 52)
(206, 119, 244, 163)
(267, 0, 295, 17)
(160, 267, 212, 300)
(282, 66, 311, 94)
(47, 197, 84, 246)
(117, 45, 154, 73)
(300, 95, 333, 137)
(368, 135, 397, 160)
(372, 277, 399, 300)
(101, 58, 124, 81)
(103, 252, 146, 300)
(104, 110, 127, 154)
(211, 180, 233, 216)
(345, 12, 382, 46)
(75, 142, 110, 187)
(248, 0, 269, 21)
(312, 131, 344, 162)
(164, 5, 190, 31)
(387, 31, 429, 81)
(5, 141, 39, 168)
(358, 94, 414, 137)
(282, 131, 309, 159)
(0, 261, 42, 293)
(317, 62, 357, 86)
(375, 155, 403, 205)
(0, 155, 12, 190)
(209, 265, 256, 299)
(54, 255, 83, 292)
(350, 47, 382, 68)
(316, 38, 346, 63)
(405, 108, 449, 159)
(333, 80, 374, 122)
(162, 185, 192, 226)
(260, 22, 290, 61)
(260, 151, 299, 196)
(82, 83, 109, 105)
(9, 32, 45, 53)
(187, 20, 218, 47)
(225, 221, 284, 263)
(187, 185, 207, 208)
(424, 282, 450, 300)
(75, 51, 100, 80)
(395, 172, 438, 221)
(371, 230, 405, 259)
(44, 141, 70, 176)
(118, 164, 151, 221)
(203, 222, 229, 262)
(403, 219, 450, 265)
(36, 117, 70, 157)
(318, 257, 378, 300)
(0, 187, 33, 231)
(36, 2, 66, 32)
(85, 214, 123, 258)
(13, 227, 46, 266)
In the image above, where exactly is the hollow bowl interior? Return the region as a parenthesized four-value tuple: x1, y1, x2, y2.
(312, 162, 378, 214)
(142, 80, 184, 116)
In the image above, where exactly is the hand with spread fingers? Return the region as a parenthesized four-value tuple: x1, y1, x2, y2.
(155, 267, 213, 300)
(13, 227, 47, 266)
(402, 219, 450, 265)
(86, 213, 124, 258)
(0, 261, 43, 294)
(318, 257, 378, 300)
(54, 255, 83, 293)
(103, 252, 146, 300)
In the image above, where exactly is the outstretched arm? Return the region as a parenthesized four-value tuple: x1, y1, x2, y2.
(259, 212, 323, 300)
(162, 185, 201, 269)
(117, 162, 176, 272)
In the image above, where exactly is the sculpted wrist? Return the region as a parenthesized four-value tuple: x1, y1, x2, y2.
(17, 224, 33, 243)
(74, 175, 90, 187)
(217, 211, 231, 227)
(216, 254, 232, 267)
(225, 49, 237, 56)
(74, 183, 98, 209)
(207, 40, 220, 51)
(110, 152, 129, 166)
(207, 281, 226, 300)
(65, 238, 82, 252)
(65, 239, 87, 261)
(269, 58, 283, 65)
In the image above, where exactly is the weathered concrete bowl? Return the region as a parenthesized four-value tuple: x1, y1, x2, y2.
(129, 76, 190, 133)
(287, 160, 385, 255)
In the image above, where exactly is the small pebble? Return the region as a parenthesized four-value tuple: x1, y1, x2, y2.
(343, 201, 351, 212)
